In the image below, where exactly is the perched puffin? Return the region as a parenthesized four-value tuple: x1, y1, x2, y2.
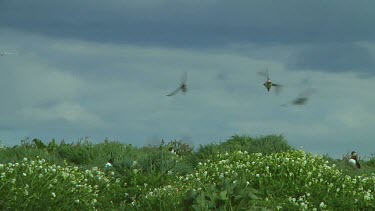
(105, 158, 114, 169)
(348, 151, 361, 169)
(168, 147, 177, 155)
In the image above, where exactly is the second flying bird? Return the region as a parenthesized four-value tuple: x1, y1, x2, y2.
(166, 72, 188, 96)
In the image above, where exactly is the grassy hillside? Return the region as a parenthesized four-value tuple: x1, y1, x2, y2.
(0, 135, 374, 210)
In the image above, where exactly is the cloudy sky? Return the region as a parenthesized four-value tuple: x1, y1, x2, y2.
(1, 0, 375, 158)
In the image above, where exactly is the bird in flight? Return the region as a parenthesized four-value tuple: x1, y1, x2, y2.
(166, 72, 188, 96)
(291, 88, 314, 105)
(281, 88, 314, 107)
(0, 52, 14, 56)
(258, 68, 282, 93)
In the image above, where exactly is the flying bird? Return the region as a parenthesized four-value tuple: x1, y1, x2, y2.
(0, 52, 13, 56)
(281, 88, 314, 107)
(292, 97, 308, 105)
(166, 72, 188, 96)
(258, 69, 282, 93)
(291, 88, 315, 105)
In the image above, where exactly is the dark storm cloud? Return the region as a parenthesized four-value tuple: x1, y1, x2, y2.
(1, 0, 375, 47)
(287, 43, 375, 75)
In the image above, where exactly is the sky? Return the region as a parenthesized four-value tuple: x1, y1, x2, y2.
(1, 0, 375, 158)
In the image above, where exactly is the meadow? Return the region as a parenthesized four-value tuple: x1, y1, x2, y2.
(0, 135, 374, 210)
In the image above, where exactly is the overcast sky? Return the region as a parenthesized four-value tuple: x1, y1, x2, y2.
(1, 0, 375, 158)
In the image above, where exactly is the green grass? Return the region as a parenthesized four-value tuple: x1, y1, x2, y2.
(0, 135, 374, 210)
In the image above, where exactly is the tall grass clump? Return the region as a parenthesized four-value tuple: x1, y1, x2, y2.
(196, 135, 292, 161)
(0, 138, 64, 165)
(113, 140, 195, 194)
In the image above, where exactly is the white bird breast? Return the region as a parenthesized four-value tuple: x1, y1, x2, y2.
(348, 159, 357, 166)
(105, 162, 113, 168)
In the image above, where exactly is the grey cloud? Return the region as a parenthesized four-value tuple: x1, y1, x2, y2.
(1, 1, 375, 47)
(287, 43, 375, 75)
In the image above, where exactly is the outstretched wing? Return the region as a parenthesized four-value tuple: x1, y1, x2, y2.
(166, 87, 182, 96)
(272, 83, 282, 95)
(181, 71, 187, 84)
(257, 68, 270, 80)
(0, 52, 13, 56)
(265, 68, 270, 80)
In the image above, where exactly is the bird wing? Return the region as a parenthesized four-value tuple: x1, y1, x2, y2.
(181, 71, 187, 84)
(265, 68, 270, 80)
(270, 83, 282, 94)
(257, 69, 270, 80)
(166, 87, 181, 96)
(1, 52, 13, 55)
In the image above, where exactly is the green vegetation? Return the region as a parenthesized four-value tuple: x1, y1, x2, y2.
(0, 135, 374, 210)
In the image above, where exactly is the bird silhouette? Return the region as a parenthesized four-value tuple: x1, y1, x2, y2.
(292, 88, 314, 105)
(281, 88, 314, 107)
(166, 72, 188, 96)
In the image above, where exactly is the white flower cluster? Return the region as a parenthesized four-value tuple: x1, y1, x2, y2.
(137, 150, 375, 210)
(0, 156, 120, 209)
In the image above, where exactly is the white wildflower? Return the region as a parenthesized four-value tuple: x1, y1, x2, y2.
(319, 202, 326, 208)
